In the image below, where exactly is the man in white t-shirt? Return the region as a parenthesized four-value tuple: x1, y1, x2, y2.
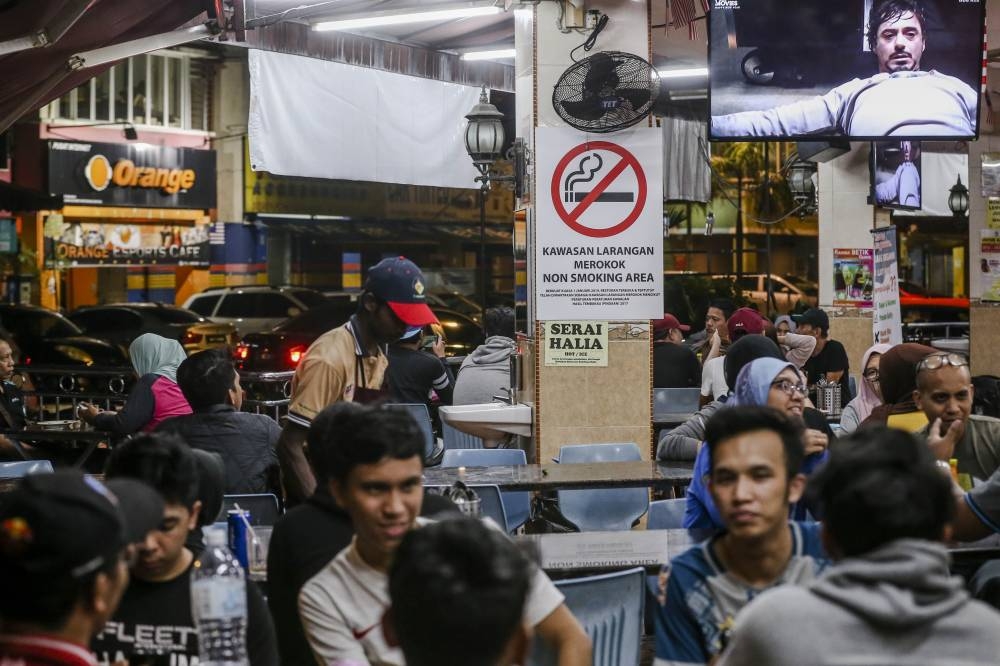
(298, 404, 591, 666)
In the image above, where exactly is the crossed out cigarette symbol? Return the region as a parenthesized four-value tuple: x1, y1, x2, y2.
(563, 153, 636, 203)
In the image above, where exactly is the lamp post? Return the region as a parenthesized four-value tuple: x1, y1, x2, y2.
(786, 159, 818, 215)
(948, 175, 969, 219)
(464, 87, 507, 315)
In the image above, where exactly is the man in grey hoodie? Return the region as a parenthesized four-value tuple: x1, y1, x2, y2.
(454, 306, 516, 406)
(718, 426, 1000, 665)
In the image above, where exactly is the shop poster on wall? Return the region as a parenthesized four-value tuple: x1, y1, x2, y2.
(833, 248, 874, 307)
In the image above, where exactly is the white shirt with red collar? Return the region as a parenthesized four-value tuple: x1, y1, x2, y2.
(298, 517, 564, 666)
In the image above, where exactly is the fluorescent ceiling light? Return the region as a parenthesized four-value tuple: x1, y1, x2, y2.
(314, 6, 501, 31)
(461, 48, 516, 61)
(657, 67, 709, 79)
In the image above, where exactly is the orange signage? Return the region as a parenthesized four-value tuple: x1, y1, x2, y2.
(84, 155, 196, 195)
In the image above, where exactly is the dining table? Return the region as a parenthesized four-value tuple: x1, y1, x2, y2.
(2, 426, 116, 469)
(422, 460, 694, 494)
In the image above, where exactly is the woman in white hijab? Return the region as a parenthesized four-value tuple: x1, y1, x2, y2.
(78, 333, 192, 434)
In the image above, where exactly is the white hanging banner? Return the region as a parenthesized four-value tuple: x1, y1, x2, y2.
(247, 49, 481, 189)
(534, 127, 663, 320)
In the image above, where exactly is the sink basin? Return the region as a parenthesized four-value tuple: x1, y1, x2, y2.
(439, 402, 533, 439)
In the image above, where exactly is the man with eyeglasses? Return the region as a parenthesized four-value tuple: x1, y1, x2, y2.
(277, 256, 440, 505)
(913, 352, 1000, 482)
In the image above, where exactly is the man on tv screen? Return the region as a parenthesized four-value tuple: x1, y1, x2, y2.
(874, 140, 921, 207)
(711, 0, 978, 138)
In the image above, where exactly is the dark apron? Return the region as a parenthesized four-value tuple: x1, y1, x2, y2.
(353, 354, 389, 404)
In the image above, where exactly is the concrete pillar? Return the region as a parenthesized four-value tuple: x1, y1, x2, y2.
(968, 0, 1000, 376)
(816, 145, 880, 375)
(525, 2, 654, 463)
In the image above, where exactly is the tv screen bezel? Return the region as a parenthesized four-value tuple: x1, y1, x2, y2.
(706, 0, 986, 142)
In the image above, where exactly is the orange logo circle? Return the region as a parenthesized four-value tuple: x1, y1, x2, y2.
(84, 154, 112, 192)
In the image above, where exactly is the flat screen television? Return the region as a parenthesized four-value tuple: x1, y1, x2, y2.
(870, 140, 922, 209)
(708, 0, 985, 141)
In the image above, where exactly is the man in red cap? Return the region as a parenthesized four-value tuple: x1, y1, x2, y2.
(653, 313, 700, 389)
(701, 308, 767, 405)
(278, 256, 439, 504)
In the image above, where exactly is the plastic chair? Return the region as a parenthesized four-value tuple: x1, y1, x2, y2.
(424, 484, 509, 533)
(647, 498, 687, 530)
(441, 449, 531, 532)
(849, 375, 858, 400)
(222, 493, 282, 526)
(385, 403, 436, 461)
(556, 443, 649, 531)
(442, 421, 484, 450)
(531, 567, 645, 666)
(653, 387, 702, 415)
(0, 459, 54, 479)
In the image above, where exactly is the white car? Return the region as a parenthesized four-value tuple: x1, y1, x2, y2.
(182, 286, 328, 336)
(731, 274, 818, 314)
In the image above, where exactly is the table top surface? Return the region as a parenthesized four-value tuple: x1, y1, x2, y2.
(422, 460, 694, 491)
(10, 429, 113, 442)
(517, 528, 1000, 573)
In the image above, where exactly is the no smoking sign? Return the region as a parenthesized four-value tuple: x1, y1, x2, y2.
(550, 141, 647, 238)
(535, 127, 663, 321)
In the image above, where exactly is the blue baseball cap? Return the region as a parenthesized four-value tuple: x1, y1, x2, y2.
(365, 257, 438, 327)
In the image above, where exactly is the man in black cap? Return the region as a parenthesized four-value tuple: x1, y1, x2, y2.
(278, 256, 439, 504)
(797, 307, 851, 409)
(0, 470, 163, 666)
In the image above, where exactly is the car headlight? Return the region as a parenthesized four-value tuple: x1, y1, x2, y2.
(54, 345, 94, 366)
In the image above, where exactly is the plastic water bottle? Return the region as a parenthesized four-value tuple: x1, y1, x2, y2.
(191, 526, 249, 666)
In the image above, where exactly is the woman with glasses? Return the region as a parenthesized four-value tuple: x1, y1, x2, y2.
(839, 343, 893, 435)
(683, 357, 833, 529)
(860, 343, 937, 431)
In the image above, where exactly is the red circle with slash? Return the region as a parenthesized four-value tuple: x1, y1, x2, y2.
(550, 140, 647, 238)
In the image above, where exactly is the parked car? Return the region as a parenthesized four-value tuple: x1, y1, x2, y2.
(182, 286, 328, 335)
(731, 274, 819, 315)
(0, 304, 133, 407)
(427, 291, 484, 324)
(234, 303, 482, 374)
(68, 303, 239, 355)
(898, 281, 970, 310)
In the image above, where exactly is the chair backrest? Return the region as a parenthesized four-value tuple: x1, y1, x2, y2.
(424, 484, 509, 533)
(647, 498, 687, 530)
(849, 375, 858, 400)
(385, 403, 435, 460)
(0, 459, 54, 480)
(556, 444, 648, 531)
(653, 387, 702, 415)
(222, 493, 282, 526)
(438, 449, 530, 533)
(442, 421, 484, 450)
(530, 567, 645, 666)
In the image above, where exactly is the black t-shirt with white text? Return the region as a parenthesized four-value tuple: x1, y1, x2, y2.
(803, 339, 851, 408)
(91, 562, 278, 666)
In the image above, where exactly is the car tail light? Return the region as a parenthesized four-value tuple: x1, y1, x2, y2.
(182, 330, 200, 345)
(234, 344, 250, 361)
(288, 345, 306, 366)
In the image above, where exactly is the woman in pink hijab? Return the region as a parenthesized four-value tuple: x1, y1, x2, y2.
(838, 343, 893, 434)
